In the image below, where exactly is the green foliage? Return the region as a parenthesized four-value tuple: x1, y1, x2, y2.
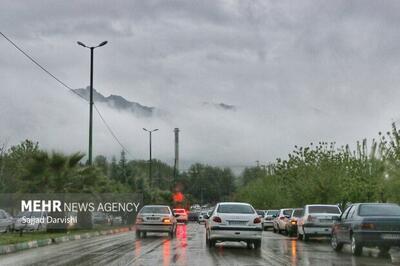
(236, 124, 400, 209)
(179, 163, 236, 204)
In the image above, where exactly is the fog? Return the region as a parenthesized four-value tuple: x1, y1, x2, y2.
(1, 0, 400, 170)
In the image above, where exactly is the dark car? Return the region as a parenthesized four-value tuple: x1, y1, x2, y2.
(188, 211, 199, 222)
(286, 208, 303, 237)
(331, 203, 400, 256)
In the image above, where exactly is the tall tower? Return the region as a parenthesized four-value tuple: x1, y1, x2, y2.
(174, 128, 180, 174)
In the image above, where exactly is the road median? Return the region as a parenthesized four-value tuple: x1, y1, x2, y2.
(0, 226, 131, 256)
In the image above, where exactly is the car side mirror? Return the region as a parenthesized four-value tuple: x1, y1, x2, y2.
(272, 214, 277, 218)
(203, 214, 209, 219)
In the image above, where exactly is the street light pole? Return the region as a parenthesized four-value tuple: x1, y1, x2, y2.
(143, 128, 159, 188)
(77, 41, 108, 165)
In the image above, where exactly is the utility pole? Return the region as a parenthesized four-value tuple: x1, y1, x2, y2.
(143, 128, 159, 188)
(77, 40, 108, 165)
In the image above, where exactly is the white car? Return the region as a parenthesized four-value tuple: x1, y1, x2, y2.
(297, 204, 342, 241)
(173, 208, 188, 224)
(205, 202, 262, 249)
(14, 211, 47, 231)
(136, 205, 177, 238)
(273, 208, 293, 234)
(0, 209, 13, 233)
(263, 210, 279, 230)
(198, 211, 208, 224)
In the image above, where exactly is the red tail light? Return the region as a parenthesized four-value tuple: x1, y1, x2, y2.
(279, 216, 285, 220)
(213, 216, 222, 223)
(253, 217, 261, 224)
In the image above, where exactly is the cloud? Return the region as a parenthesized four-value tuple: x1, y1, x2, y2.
(1, 0, 400, 170)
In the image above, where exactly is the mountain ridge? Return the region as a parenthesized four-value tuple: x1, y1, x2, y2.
(74, 87, 154, 117)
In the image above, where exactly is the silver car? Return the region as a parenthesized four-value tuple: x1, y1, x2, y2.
(135, 205, 177, 238)
(14, 211, 47, 231)
(198, 211, 208, 224)
(0, 209, 13, 233)
(263, 210, 279, 230)
(297, 204, 341, 241)
(205, 202, 262, 249)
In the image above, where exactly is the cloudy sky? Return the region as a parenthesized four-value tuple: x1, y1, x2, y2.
(1, 0, 400, 171)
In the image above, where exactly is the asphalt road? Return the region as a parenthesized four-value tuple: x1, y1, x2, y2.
(1, 223, 399, 266)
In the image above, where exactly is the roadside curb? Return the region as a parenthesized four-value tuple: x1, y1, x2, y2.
(0, 227, 131, 256)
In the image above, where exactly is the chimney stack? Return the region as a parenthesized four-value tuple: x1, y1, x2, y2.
(174, 128, 180, 173)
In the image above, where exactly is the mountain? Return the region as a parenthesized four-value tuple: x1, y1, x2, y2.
(74, 87, 154, 117)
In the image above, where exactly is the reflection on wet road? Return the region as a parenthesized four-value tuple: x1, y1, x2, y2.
(1, 223, 399, 265)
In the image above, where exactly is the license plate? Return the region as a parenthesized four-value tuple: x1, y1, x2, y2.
(319, 219, 332, 223)
(146, 217, 159, 221)
(229, 221, 247, 225)
(382, 234, 400, 240)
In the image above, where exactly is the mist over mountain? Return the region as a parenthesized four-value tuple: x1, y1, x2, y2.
(74, 87, 155, 117)
(202, 102, 237, 111)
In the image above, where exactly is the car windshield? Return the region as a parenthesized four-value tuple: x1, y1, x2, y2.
(266, 210, 279, 216)
(17, 211, 31, 218)
(217, 204, 255, 214)
(140, 206, 170, 214)
(292, 209, 303, 217)
(256, 210, 265, 216)
(30, 212, 43, 218)
(283, 209, 293, 216)
(359, 204, 400, 216)
(309, 206, 341, 214)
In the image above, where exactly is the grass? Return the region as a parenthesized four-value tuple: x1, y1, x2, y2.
(0, 224, 130, 246)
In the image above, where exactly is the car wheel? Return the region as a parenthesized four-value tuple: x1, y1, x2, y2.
(207, 237, 215, 248)
(277, 225, 282, 234)
(297, 233, 303, 240)
(273, 226, 277, 233)
(303, 233, 309, 241)
(254, 240, 261, 249)
(331, 232, 343, 251)
(246, 241, 253, 249)
(379, 245, 390, 256)
(351, 235, 362, 256)
(135, 230, 141, 238)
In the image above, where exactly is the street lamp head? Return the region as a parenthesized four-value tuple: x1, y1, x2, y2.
(77, 41, 87, 48)
(98, 41, 108, 47)
(153, 129, 159, 132)
(143, 128, 148, 132)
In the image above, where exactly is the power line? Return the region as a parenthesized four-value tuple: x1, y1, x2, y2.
(0, 31, 87, 102)
(93, 104, 133, 157)
(0, 31, 132, 157)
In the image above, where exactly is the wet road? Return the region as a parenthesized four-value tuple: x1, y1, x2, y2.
(1, 223, 399, 266)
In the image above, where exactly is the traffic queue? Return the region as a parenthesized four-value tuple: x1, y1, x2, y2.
(134, 201, 400, 257)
